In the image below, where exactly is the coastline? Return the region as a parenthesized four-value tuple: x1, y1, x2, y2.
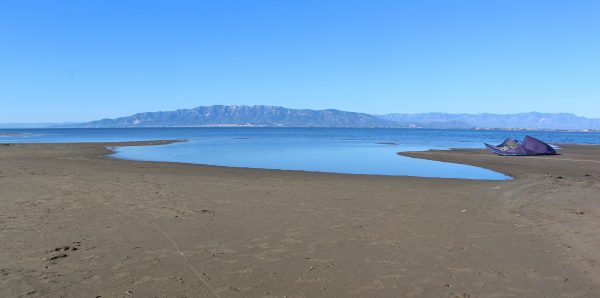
(1, 142, 600, 296)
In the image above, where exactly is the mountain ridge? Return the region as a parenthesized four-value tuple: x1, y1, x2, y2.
(42, 105, 600, 130)
(76, 105, 398, 128)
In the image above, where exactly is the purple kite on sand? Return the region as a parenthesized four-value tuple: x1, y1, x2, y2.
(484, 135, 557, 156)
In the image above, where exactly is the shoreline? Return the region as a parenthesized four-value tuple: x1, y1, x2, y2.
(1, 142, 600, 296)
(3, 126, 600, 132)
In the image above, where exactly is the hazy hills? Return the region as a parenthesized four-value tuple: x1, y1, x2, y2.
(378, 112, 600, 130)
(7, 105, 599, 130)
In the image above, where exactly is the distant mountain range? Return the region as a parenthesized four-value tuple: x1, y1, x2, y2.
(76, 105, 395, 128)
(378, 112, 600, 130)
(5, 105, 599, 130)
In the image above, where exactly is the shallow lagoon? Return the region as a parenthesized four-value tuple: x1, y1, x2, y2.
(111, 138, 511, 180)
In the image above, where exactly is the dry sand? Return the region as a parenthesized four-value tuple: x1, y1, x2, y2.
(1, 141, 600, 297)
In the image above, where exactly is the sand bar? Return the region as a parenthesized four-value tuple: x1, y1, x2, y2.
(1, 142, 600, 297)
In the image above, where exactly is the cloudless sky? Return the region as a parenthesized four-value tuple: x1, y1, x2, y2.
(1, 0, 599, 122)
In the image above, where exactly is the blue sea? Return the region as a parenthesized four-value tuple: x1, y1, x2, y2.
(3, 128, 600, 180)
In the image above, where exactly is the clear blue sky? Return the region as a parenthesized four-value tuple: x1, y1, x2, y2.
(1, 0, 599, 122)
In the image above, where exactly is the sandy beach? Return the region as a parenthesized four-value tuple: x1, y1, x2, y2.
(1, 142, 600, 297)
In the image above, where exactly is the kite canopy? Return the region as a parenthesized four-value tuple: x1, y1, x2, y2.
(484, 135, 556, 156)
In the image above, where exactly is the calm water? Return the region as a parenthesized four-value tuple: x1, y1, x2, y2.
(3, 128, 600, 180)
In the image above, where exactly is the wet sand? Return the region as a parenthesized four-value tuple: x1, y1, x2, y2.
(1, 142, 600, 297)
